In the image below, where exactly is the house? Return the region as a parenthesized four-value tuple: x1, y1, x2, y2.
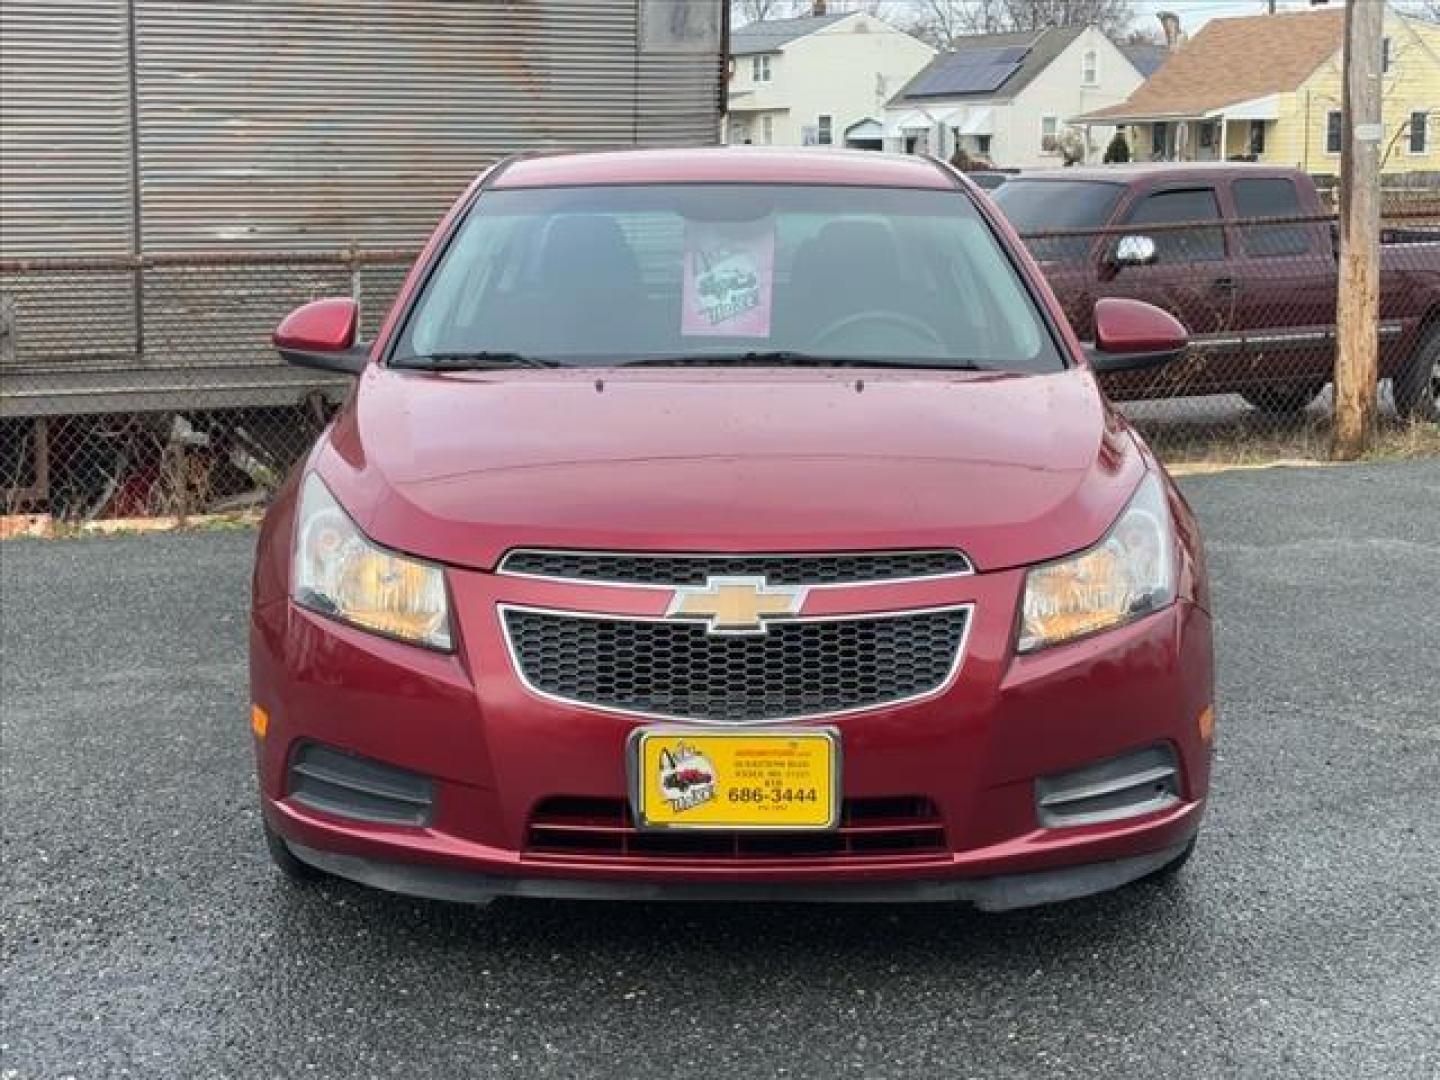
(883, 27, 1146, 167)
(1076, 7, 1439, 176)
(726, 7, 934, 149)
(1120, 42, 1167, 78)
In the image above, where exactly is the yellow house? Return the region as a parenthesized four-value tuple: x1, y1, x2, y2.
(1077, 7, 1438, 177)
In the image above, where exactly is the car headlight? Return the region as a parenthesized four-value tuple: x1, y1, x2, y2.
(1017, 471, 1176, 654)
(292, 474, 453, 650)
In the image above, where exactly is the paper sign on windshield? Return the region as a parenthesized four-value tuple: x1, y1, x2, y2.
(681, 219, 774, 337)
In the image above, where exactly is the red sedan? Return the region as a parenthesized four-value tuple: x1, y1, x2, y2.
(251, 148, 1213, 910)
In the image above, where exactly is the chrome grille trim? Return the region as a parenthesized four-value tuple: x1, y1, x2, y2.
(498, 602, 974, 725)
(495, 548, 974, 588)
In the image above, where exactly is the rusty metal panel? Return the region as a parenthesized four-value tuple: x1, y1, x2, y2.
(0, 0, 136, 258)
(132, 0, 724, 252)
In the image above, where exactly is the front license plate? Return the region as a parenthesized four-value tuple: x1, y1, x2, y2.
(630, 727, 840, 830)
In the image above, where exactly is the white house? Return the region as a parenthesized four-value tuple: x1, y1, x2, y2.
(726, 9, 935, 149)
(885, 26, 1145, 167)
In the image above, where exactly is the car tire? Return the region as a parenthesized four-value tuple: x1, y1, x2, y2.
(1392, 325, 1439, 421)
(1240, 383, 1325, 415)
(1143, 836, 1198, 883)
(264, 819, 325, 883)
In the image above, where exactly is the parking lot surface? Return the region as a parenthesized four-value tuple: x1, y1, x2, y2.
(3, 460, 1438, 1079)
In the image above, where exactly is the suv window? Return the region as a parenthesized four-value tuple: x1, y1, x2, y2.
(1232, 178, 1311, 257)
(991, 180, 1123, 261)
(1126, 188, 1225, 262)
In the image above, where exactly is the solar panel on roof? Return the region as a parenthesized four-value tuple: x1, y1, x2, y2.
(905, 45, 1029, 97)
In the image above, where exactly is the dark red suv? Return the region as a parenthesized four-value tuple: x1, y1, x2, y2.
(251, 149, 1213, 910)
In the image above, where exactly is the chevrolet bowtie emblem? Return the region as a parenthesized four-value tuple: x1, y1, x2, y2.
(667, 576, 807, 635)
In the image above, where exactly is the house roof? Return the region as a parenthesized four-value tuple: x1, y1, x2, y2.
(1082, 8, 1344, 122)
(891, 27, 1084, 104)
(1120, 42, 1167, 78)
(730, 12, 853, 56)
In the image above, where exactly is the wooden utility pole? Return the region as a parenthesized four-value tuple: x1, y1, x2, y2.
(1332, 0, 1384, 460)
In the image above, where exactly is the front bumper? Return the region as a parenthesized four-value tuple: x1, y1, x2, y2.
(284, 836, 1196, 911)
(251, 555, 1213, 905)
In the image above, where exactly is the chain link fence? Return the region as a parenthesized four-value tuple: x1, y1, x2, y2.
(1, 251, 413, 519)
(1015, 205, 1440, 461)
(3, 209, 1438, 521)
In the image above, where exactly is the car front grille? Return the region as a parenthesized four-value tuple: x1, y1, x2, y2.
(526, 796, 948, 861)
(497, 549, 971, 586)
(502, 606, 969, 722)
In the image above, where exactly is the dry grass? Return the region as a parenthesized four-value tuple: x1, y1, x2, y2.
(1143, 414, 1440, 470)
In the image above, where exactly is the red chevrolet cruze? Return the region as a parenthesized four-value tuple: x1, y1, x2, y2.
(251, 149, 1213, 910)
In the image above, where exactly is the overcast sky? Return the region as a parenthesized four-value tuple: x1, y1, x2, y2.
(1132, 1, 1345, 34)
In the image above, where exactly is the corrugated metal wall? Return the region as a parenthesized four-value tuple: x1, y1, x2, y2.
(133, 0, 723, 251)
(0, 0, 724, 257)
(0, 0, 136, 257)
(1, 0, 723, 403)
(0, 1, 138, 365)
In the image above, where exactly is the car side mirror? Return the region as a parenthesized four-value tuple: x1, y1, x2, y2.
(1089, 297, 1189, 374)
(1112, 234, 1158, 268)
(273, 298, 367, 375)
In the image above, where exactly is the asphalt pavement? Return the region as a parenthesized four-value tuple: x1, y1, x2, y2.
(3, 460, 1438, 1079)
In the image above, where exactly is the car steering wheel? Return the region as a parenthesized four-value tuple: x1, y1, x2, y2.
(808, 310, 947, 354)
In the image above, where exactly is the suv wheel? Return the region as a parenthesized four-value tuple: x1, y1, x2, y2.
(1241, 382, 1325, 415)
(1393, 326, 1440, 421)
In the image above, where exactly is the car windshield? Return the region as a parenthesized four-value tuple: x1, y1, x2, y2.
(394, 184, 1063, 373)
(991, 180, 1124, 261)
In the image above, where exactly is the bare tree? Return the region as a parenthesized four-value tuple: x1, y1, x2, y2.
(894, 0, 1136, 49)
(999, 0, 1134, 36)
(731, 0, 805, 26)
(900, 0, 1007, 47)
(732, 0, 910, 24)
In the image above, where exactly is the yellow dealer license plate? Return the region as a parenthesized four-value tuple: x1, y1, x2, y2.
(630, 727, 840, 830)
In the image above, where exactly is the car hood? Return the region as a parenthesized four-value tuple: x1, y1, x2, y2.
(317, 366, 1143, 573)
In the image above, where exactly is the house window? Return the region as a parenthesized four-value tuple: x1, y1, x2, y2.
(1082, 49, 1098, 86)
(817, 114, 832, 145)
(762, 114, 774, 145)
(976, 134, 992, 156)
(1326, 109, 1342, 154)
(1382, 37, 1391, 73)
(1412, 112, 1429, 155)
(1249, 120, 1266, 156)
(1150, 122, 1168, 159)
(752, 54, 772, 82)
(1041, 115, 1059, 153)
(1198, 122, 1216, 150)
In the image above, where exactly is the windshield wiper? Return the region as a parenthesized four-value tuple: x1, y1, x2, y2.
(617, 351, 993, 371)
(392, 351, 562, 370)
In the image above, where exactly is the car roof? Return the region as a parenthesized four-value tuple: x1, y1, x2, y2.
(1008, 163, 1306, 184)
(492, 147, 957, 191)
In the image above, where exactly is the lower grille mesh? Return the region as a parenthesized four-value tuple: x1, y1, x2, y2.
(527, 796, 948, 860)
(503, 607, 968, 722)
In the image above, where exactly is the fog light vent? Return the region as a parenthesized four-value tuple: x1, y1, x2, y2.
(1036, 744, 1180, 828)
(287, 743, 434, 827)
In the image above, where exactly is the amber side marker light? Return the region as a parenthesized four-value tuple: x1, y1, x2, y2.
(251, 704, 270, 739)
(1198, 705, 1215, 744)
